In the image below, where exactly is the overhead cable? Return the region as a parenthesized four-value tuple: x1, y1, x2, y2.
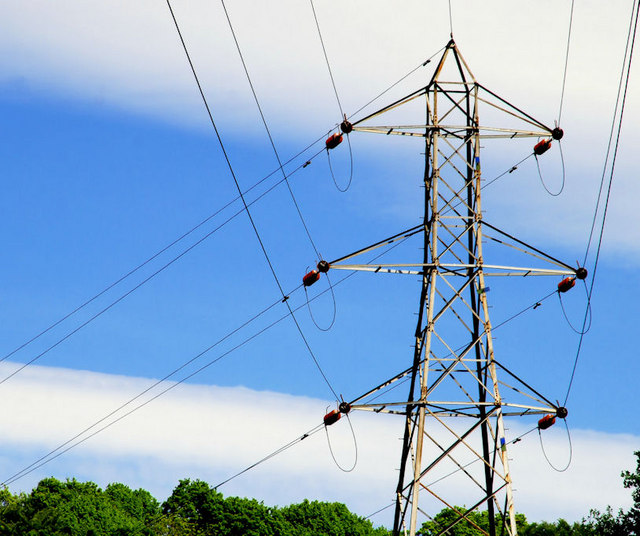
(324, 413, 358, 472)
(538, 417, 573, 472)
(309, 0, 355, 193)
(166, 0, 339, 401)
(1, 287, 290, 486)
(0, 145, 312, 369)
(0, 148, 323, 387)
(0, 20, 451, 393)
(557, 0, 575, 125)
(564, 0, 638, 406)
(350, 47, 446, 120)
(582, 0, 638, 267)
(3, 238, 411, 487)
(2, 278, 334, 486)
(220, 0, 323, 259)
(215, 423, 325, 489)
(219, 0, 341, 333)
(309, 0, 345, 117)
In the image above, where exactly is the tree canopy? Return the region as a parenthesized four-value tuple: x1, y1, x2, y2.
(0, 477, 386, 536)
(0, 478, 159, 535)
(0, 450, 639, 535)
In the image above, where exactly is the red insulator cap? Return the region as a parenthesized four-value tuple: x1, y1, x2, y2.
(534, 139, 552, 155)
(324, 409, 341, 426)
(303, 270, 320, 287)
(557, 276, 576, 293)
(538, 414, 556, 430)
(326, 133, 343, 150)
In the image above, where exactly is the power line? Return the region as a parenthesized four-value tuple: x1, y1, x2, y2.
(214, 286, 566, 491)
(582, 0, 638, 268)
(0, 148, 323, 387)
(0, 17, 450, 393)
(564, 0, 639, 406)
(309, 0, 345, 118)
(365, 501, 395, 521)
(1, 288, 290, 486)
(167, 0, 339, 401)
(308, 0, 356, 194)
(350, 47, 446, 120)
(557, 0, 575, 125)
(213, 279, 560, 492)
(220, 0, 323, 259)
(3, 237, 410, 487)
(3, 278, 331, 486)
(215, 423, 325, 489)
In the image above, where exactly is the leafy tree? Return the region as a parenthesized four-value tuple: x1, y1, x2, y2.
(585, 450, 640, 535)
(522, 518, 596, 536)
(0, 477, 160, 535)
(280, 499, 389, 536)
(0, 487, 28, 534)
(417, 506, 527, 535)
(14, 462, 640, 536)
(621, 450, 640, 533)
(162, 478, 290, 536)
(162, 480, 389, 536)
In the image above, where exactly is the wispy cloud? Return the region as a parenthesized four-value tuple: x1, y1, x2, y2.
(0, 1, 635, 130)
(1, 1, 636, 259)
(0, 363, 634, 526)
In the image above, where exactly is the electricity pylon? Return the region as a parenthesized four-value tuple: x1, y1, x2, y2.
(318, 40, 585, 536)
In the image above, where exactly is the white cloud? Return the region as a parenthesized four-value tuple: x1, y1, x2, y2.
(0, 1, 636, 131)
(1, 1, 637, 260)
(0, 362, 635, 527)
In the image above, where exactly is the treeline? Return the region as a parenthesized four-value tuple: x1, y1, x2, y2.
(0, 450, 638, 535)
(0, 478, 387, 535)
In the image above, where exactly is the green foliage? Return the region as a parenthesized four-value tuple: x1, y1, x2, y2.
(162, 480, 387, 536)
(416, 507, 604, 536)
(0, 477, 160, 535)
(2, 453, 640, 536)
(585, 450, 640, 535)
(0, 477, 390, 535)
(521, 518, 597, 536)
(162, 479, 289, 536)
(417, 507, 527, 535)
(280, 498, 389, 536)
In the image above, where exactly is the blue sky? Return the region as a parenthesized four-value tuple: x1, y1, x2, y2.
(0, 0, 638, 528)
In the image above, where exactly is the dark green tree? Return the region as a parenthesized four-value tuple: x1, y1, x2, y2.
(522, 518, 596, 536)
(620, 450, 640, 533)
(280, 499, 389, 536)
(417, 507, 527, 535)
(585, 450, 640, 535)
(162, 478, 290, 536)
(0, 477, 160, 535)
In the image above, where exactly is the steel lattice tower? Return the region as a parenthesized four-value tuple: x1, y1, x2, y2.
(320, 40, 584, 536)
